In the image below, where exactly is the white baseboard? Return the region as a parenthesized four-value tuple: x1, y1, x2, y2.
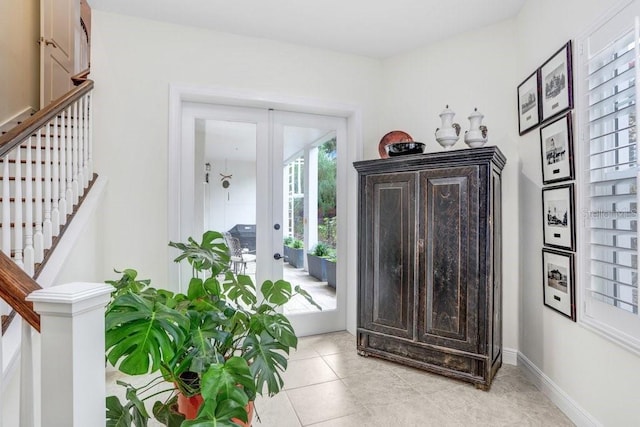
(503, 347, 518, 365)
(517, 352, 602, 427)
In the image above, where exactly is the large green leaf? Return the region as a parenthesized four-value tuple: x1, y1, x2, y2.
(222, 272, 256, 306)
(260, 280, 292, 306)
(169, 231, 230, 276)
(182, 398, 248, 427)
(106, 269, 151, 297)
(201, 357, 255, 403)
(152, 396, 185, 427)
(178, 310, 230, 374)
(188, 278, 206, 300)
(242, 331, 289, 396)
(106, 396, 132, 427)
(260, 313, 298, 349)
(125, 383, 150, 426)
(106, 293, 189, 375)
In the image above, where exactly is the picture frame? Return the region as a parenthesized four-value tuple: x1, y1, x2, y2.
(542, 183, 575, 250)
(542, 248, 576, 321)
(540, 112, 574, 184)
(540, 41, 573, 123)
(517, 70, 541, 135)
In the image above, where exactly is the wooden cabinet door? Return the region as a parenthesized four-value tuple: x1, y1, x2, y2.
(360, 172, 415, 339)
(417, 166, 480, 353)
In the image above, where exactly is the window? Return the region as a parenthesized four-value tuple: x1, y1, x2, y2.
(578, 0, 640, 353)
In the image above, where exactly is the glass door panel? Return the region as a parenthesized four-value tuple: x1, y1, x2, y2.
(272, 111, 346, 335)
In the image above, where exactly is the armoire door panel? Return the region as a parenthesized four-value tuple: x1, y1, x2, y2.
(491, 170, 503, 363)
(418, 167, 479, 351)
(363, 173, 415, 338)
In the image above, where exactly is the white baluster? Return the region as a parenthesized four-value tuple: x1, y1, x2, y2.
(72, 102, 79, 205)
(51, 116, 60, 236)
(59, 111, 67, 225)
(83, 93, 89, 187)
(24, 136, 35, 276)
(88, 92, 93, 177)
(13, 147, 23, 268)
(77, 97, 85, 198)
(1, 154, 10, 256)
(34, 130, 44, 263)
(19, 321, 35, 427)
(81, 95, 88, 190)
(43, 122, 52, 250)
(65, 106, 74, 214)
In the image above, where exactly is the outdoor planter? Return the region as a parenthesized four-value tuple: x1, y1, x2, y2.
(288, 247, 305, 268)
(325, 258, 336, 288)
(307, 254, 326, 281)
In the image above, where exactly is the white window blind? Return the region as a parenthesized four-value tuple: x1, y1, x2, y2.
(586, 26, 637, 314)
(579, 0, 640, 352)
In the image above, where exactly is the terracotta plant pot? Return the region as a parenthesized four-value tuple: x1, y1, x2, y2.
(177, 392, 254, 426)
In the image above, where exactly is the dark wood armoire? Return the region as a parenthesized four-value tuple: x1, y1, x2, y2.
(353, 146, 506, 390)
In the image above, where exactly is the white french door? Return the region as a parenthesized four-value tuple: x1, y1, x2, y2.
(271, 111, 347, 336)
(179, 103, 346, 336)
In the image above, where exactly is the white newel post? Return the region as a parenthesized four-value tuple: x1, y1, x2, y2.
(26, 282, 113, 427)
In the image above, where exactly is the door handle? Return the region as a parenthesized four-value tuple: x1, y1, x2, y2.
(38, 37, 58, 48)
(273, 253, 288, 261)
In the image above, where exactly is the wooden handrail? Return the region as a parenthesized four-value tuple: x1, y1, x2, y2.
(71, 67, 91, 86)
(0, 252, 41, 332)
(0, 78, 94, 159)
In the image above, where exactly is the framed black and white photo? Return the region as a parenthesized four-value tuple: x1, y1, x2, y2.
(540, 112, 574, 184)
(517, 70, 541, 135)
(542, 248, 576, 321)
(542, 183, 575, 250)
(540, 41, 573, 123)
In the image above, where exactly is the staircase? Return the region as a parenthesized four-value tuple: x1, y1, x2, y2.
(0, 76, 110, 427)
(0, 81, 94, 278)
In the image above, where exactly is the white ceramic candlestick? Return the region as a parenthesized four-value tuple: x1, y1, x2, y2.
(464, 108, 488, 148)
(435, 105, 461, 150)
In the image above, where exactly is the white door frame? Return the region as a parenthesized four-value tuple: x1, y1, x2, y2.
(168, 83, 362, 335)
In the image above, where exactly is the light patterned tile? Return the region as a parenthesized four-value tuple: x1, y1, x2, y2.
(388, 363, 461, 395)
(301, 331, 356, 356)
(288, 339, 322, 361)
(321, 349, 395, 378)
(285, 380, 364, 426)
(306, 411, 375, 427)
(253, 392, 301, 427)
(283, 356, 339, 389)
(340, 370, 417, 407)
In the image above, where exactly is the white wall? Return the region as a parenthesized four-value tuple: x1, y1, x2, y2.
(517, 0, 640, 425)
(379, 19, 520, 355)
(206, 159, 257, 232)
(90, 11, 381, 285)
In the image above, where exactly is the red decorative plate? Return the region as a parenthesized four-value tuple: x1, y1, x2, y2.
(378, 130, 413, 158)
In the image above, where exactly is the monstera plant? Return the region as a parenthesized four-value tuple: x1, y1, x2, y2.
(105, 231, 320, 426)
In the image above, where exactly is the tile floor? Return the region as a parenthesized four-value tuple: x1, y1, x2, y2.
(107, 331, 574, 426)
(251, 332, 574, 426)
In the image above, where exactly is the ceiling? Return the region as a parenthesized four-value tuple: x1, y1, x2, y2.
(88, 0, 525, 58)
